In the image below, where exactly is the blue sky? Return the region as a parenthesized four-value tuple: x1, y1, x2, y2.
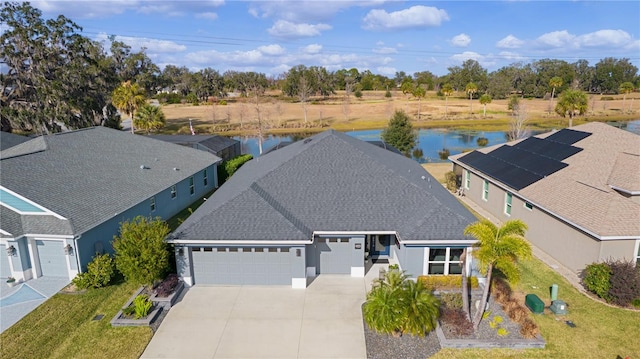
(13, 1, 640, 77)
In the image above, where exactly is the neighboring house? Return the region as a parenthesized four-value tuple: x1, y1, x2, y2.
(149, 134, 241, 161)
(170, 130, 477, 288)
(0, 131, 31, 150)
(0, 127, 222, 282)
(450, 122, 640, 274)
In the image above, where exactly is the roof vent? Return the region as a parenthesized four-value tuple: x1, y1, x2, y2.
(303, 138, 313, 144)
(140, 165, 149, 170)
(173, 167, 179, 171)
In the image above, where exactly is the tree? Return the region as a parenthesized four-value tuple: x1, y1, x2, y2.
(441, 84, 454, 118)
(464, 219, 532, 330)
(381, 110, 417, 155)
(548, 76, 563, 114)
(1, 2, 119, 133)
(507, 101, 530, 141)
(363, 268, 439, 337)
(412, 86, 426, 120)
(555, 89, 588, 126)
(134, 104, 165, 133)
(479, 94, 492, 118)
(465, 82, 478, 114)
(112, 216, 171, 286)
(619, 82, 635, 113)
(112, 81, 146, 134)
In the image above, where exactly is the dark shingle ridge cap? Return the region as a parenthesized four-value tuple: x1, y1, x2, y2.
(249, 182, 312, 237)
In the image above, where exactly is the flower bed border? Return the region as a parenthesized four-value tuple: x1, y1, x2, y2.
(150, 280, 184, 309)
(110, 286, 162, 327)
(435, 323, 546, 349)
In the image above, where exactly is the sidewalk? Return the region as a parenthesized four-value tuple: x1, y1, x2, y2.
(455, 193, 586, 294)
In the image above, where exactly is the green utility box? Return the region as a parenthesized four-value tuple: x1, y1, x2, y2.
(550, 300, 568, 315)
(525, 294, 545, 314)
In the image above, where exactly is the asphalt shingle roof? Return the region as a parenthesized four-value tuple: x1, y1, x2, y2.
(1, 127, 221, 237)
(175, 130, 477, 242)
(148, 134, 238, 153)
(0, 132, 31, 150)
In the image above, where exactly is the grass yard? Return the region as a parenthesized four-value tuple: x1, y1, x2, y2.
(0, 281, 152, 359)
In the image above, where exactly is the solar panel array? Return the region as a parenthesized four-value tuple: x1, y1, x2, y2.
(458, 129, 591, 190)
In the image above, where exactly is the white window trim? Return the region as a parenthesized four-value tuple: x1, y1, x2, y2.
(150, 196, 156, 212)
(189, 176, 195, 196)
(482, 180, 489, 201)
(634, 240, 640, 267)
(504, 192, 512, 216)
(425, 247, 464, 275)
(203, 169, 208, 187)
(464, 169, 470, 189)
(524, 202, 533, 211)
(170, 185, 177, 199)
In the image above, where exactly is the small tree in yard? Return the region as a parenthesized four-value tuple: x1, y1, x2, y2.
(72, 253, 116, 289)
(381, 110, 417, 155)
(113, 216, 171, 286)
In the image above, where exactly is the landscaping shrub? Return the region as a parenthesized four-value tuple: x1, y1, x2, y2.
(218, 154, 253, 183)
(440, 292, 463, 310)
(133, 294, 152, 319)
(519, 318, 539, 338)
(444, 171, 458, 192)
(155, 273, 180, 297)
(418, 275, 479, 290)
(113, 216, 171, 286)
(439, 308, 473, 336)
(600, 96, 615, 101)
(507, 306, 528, 322)
(632, 298, 640, 308)
(71, 253, 116, 289)
(606, 260, 640, 307)
(583, 262, 612, 300)
(492, 277, 512, 304)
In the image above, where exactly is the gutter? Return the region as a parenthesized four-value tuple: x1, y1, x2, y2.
(168, 239, 313, 245)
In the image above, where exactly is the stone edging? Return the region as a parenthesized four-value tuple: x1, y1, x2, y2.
(110, 286, 162, 327)
(150, 281, 184, 309)
(435, 323, 546, 349)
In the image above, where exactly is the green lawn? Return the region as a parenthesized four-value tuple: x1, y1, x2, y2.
(0, 281, 152, 359)
(431, 256, 640, 359)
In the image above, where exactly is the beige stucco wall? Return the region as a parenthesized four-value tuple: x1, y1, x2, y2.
(457, 165, 638, 274)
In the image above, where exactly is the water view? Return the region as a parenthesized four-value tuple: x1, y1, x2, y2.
(234, 120, 640, 162)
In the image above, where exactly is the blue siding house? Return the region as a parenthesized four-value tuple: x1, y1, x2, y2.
(0, 127, 221, 282)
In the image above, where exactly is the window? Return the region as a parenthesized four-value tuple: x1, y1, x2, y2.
(427, 248, 463, 275)
(150, 196, 156, 212)
(636, 241, 640, 266)
(203, 169, 208, 187)
(189, 176, 195, 195)
(505, 192, 513, 215)
(170, 185, 177, 199)
(524, 202, 533, 210)
(482, 180, 489, 201)
(464, 169, 470, 189)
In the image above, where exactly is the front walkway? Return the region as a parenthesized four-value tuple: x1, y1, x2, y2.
(141, 275, 369, 359)
(0, 276, 69, 333)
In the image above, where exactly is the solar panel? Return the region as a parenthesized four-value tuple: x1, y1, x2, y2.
(546, 129, 591, 145)
(514, 137, 582, 161)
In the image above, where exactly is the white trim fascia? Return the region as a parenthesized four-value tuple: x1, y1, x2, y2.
(404, 239, 478, 245)
(0, 186, 67, 219)
(609, 185, 640, 195)
(168, 239, 312, 245)
(26, 234, 75, 240)
(633, 240, 640, 265)
(313, 231, 396, 236)
(0, 228, 12, 236)
(451, 160, 636, 242)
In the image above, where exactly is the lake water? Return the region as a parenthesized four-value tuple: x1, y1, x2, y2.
(234, 119, 640, 162)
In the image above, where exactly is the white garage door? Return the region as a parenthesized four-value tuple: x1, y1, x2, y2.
(192, 247, 292, 285)
(36, 240, 68, 277)
(316, 238, 351, 274)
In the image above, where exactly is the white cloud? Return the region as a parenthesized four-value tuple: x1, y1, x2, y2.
(195, 12, 219, 20)
(450, 33, 471, 47)
(376, 66, 397, 76)
(362, 6, 449, 31)
(373, 47, 397, 54)
(96, 33, 186, 53)
(498, 51, 526, 61)
(30, 0, 224, 19)
(535, 30, 576, 48)
(303, 44, 323, 54)
(249, 1, 382, 23)
(268, 20, 332, 39)
(450, 51, 484, 62)
(496, 35, 524, 49)
(577, 29, 633, 48)
(258, 44, 286, 56)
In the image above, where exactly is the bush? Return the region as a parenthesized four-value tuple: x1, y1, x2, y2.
(583, 262, 612, 300)
(439, 308, 473, 336)
(385, 90, 392, 98)
(155, 273, 180, 297)
(632, 298, 640, 308)
(444, 171, 458, 192)
(520, 318, 539, 338)
(476, 137, 489, 147)
(218, 100, 227, 105)
(113, 216, 171, 286)
(440, 292, 463, 310)
(600, 96, 615, 101)
(218, 154, 254, 183)
(438, 148, 450, 160)
(354, 89, 363, 98)
(72, 253, 116, 289)
(607, 260, 640, 307)
(418, 275, 479, 290)
(133, 294, 153, 319)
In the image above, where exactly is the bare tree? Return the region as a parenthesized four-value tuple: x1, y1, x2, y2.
(237, 103, 247, 129)
(299, 77, 312, 125)
(507, 102, 530, 141)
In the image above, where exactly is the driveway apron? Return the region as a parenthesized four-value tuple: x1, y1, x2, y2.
(141, 275, 367, 359)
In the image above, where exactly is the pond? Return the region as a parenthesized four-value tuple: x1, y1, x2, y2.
(234, 120, 640, 163)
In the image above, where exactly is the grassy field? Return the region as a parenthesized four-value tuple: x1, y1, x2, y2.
(158, 90, 640, 137)
(0, 281, 152, 359)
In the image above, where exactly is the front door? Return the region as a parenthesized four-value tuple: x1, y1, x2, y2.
(370, 235, 390, 256)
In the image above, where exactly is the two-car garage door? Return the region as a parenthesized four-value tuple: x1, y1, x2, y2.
(192, 247, 292, 285)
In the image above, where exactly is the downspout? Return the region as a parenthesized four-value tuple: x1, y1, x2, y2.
(74, 235, 82, 273)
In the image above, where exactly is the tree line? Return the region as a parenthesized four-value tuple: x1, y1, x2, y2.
(1, 1, 638, 134)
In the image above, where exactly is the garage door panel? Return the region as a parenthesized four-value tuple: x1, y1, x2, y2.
(192, 247, 291, 285)
(36, 240, 67, 277)
(317, 238, 351, 274)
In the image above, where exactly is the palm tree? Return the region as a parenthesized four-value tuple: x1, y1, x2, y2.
(401, 280, 440, 336)
(112, 81, 146, 134)
(442, 84, 454, 119)
(479, 94, 492, 118)
(548, 76, 563, 115)
(555, 89, 588, 127)
(412, 86, 426, 120)
(464, 219, 532, 330)
(619, 82, 635, 113)
(134, 104, 166, 134)
(465, 82, 478, 115)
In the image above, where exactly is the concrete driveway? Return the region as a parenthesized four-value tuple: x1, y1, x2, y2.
(141, 275, 367, 359)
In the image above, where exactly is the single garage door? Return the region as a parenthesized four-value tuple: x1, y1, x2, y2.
(316, 237, 351, 274)
(192, 247, 292, 285)
(36, 240, 68, 277)
(0, 244, 11, 278)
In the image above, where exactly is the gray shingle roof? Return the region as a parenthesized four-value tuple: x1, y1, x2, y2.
(148, 134, 239, 153)
(1, 127, 221, 237)
(175, 130, 476, 242)
(0, 132, 31, 150)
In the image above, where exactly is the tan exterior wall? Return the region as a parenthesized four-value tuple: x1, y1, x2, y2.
(459, 166, 638, 274)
